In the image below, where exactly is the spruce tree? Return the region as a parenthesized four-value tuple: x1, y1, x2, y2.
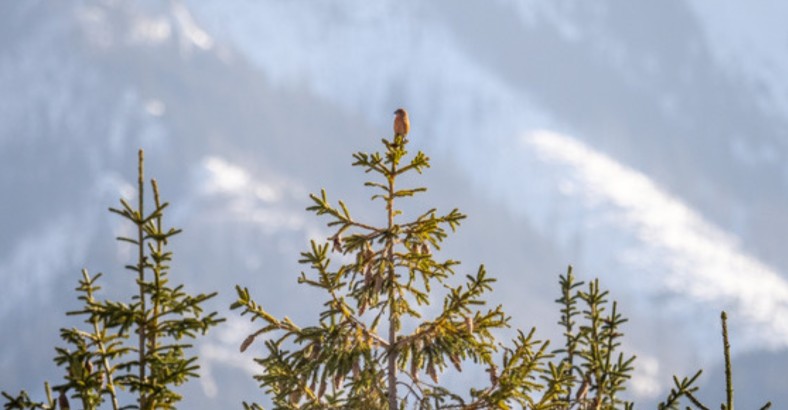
(3, 150, 223, 410)
(232, 133, 563, 409)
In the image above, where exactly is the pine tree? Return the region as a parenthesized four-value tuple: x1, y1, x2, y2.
(233, 134, 564, 409)
(3, 150, 223, 410)
(551, 266, 636, 409)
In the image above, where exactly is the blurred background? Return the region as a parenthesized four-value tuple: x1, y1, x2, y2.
(1, 0, 787, 407)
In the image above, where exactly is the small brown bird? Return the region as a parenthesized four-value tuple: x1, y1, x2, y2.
(393, 108, 410, 137)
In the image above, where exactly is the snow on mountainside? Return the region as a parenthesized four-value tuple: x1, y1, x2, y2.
(1, 0, 787, 407)
(0, 2, 168, 315)
(523, 130, 788, 350)
(0, 2, 362, 407)
(185, 0, 788, 403)
(185, 0, 788, 336)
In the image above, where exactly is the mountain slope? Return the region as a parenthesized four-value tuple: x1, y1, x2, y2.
(1, 0, 786, 407)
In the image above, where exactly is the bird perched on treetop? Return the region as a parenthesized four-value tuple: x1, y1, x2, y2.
(393, 108, 410, 137)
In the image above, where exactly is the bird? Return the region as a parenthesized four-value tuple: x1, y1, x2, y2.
(393, 108, 410, 137)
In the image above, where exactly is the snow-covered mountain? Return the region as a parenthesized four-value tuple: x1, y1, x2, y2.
(1, 0, 786, 407)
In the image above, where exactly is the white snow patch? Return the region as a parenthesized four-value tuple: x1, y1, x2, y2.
(630, 354, 662, 398)
(144, 99, 166, 116)
(524, 130, 788, 351)
(196, 157, 307, 233)
(130, 16, 172, 45)
(171, 0, 213, 51)
(201, 157, 272, 200)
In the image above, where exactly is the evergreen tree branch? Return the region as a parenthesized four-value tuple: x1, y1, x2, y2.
(721, 311, 733, 410)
